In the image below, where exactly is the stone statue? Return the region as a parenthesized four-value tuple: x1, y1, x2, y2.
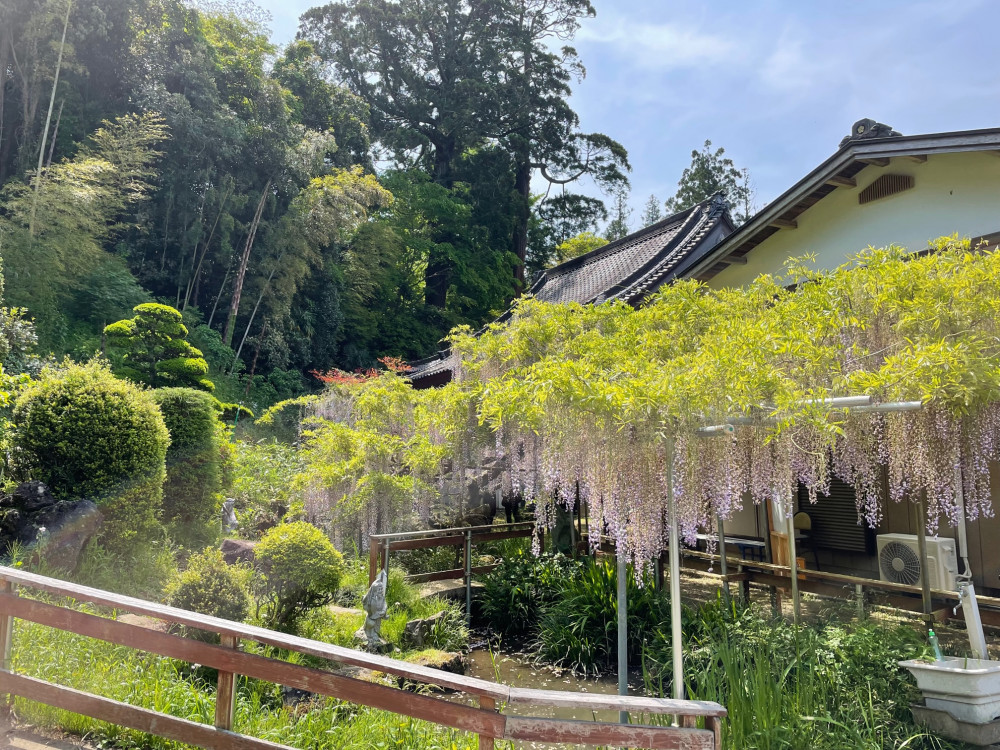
(355, 569, 389, 651)
(221, 498, 238, 534)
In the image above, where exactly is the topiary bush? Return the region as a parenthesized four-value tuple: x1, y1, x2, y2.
(151, 388, 232, 547)
(165, 548, 251, 641)
(253, 521, 345, 631)
(105, 303, 214, 391)
(12, 361, 169, 553)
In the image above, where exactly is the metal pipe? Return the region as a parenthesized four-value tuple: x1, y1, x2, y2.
(666, 436, 684, 705)
(465, 529, 473, 625)
(617, 552, 628, 724)
(695, 423, 735, 436)
(959, 581, 989, 660)
(852, 401, 923, 413)
(786, 503, 800, 625)
(717, 515, 729, 599)
(916, 496, 933, 629)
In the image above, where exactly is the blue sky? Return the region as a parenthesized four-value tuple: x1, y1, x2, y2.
(255, 0, 1000, 225)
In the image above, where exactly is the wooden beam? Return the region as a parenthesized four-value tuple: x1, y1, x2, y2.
(504, 716, 715, 750)
(769, 218, 798, 230)
(0, 672, 293, 750)
(905, 154, 928, 163)
(719, 254, 748, 265)
(859, 157, 890, 167)
(826, 175, 857, 188)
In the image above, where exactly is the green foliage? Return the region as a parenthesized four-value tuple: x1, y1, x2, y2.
(664, 139, 754, 224)
(0, 113, 168, 350)
(165, 549, 251, 639)
(537, 557, 668, 675)
(644, 599, 958, 750)
(152, 388, 231, 547)
(480, 551, 581, 638)
(12, 361, 168, 552)
(11, 609, 484, 749)
(253, 521, 345, 630)
(106, 304, 214, 391)
(552, 232, 608, 266)
(604, 187, 632, 241)
(231, 439, 303, 539)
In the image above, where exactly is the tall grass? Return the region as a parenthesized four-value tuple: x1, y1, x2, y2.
(12, 615, 483, 750)
(642, 596, 963, 750)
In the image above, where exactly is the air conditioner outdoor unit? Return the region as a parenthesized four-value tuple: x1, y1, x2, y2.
(877, 533, 958, 591)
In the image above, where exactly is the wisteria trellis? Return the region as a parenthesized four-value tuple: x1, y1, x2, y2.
(291, 238, 1000, 565)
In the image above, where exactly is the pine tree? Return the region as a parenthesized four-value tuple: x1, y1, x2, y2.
(604, 188, 632, 241)
(641, 194, 662, 226)
(664, 140, 756, 224)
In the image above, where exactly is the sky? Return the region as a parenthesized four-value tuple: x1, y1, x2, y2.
(253, 0, 1000, 224)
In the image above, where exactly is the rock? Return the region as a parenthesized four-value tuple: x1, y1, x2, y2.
(38, 500, 102, 572)
(0, 482, 101, 572)
(398, 649, 465, 692)
(220, 538, 256, 566)
(402, 610, 450, 649)
(281, 686, 316, 707)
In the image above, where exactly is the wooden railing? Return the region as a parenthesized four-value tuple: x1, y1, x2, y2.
(679, 548, 1000, 625)
(0, 566, 725, 750)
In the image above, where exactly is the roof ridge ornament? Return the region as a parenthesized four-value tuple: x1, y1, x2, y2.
(840, 118, 902, 147)
(707, 192, 729, 219)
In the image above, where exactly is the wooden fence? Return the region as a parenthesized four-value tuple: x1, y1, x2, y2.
(0, 566, 725, 750)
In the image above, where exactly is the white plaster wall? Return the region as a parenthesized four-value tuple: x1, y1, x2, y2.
(709, 152, 1000, 289)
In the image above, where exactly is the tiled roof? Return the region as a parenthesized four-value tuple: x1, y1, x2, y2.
(409, 194, 734, 385)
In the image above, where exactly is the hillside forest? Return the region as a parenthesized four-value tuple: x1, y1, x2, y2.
(0, 0, 650, 408)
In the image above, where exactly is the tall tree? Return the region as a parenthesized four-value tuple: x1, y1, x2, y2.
(640, 194, 662, 226)
(301, 0, 509, 308)
(604, 187, 631, 241)
(499, 0, 629, 293)
(664, 140, 755, 224)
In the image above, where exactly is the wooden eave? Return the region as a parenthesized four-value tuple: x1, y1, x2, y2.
(685, 127, 1000, 282)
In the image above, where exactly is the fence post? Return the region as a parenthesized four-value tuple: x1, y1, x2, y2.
(214, 635, 239, 731)
(383, 538, 391, 582)
(369, 538, 378, 586)
(465, 529, 473, 624)
(0, 580, 14, 720)
(478, 696, 495, 750)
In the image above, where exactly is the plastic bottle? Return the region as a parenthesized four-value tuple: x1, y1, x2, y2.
(928, 628, 945, 661)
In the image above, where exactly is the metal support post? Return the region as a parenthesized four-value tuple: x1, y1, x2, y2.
(717, 515, 729, 600)
(855, 583, 867, 621)
(617, 553, 628, 724)
(666, 436, 684, 710)
(786, 504, 800, 626)
(465, 528, 473, 625)
(916, 496, 933, 629)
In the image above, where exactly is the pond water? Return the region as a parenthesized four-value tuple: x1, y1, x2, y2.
(461, 647, 649, 749)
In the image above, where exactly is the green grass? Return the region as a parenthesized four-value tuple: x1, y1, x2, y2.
(641, 595, 965, 750)
(11, 613, 484, 750)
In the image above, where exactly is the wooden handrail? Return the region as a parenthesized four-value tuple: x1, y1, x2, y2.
(0, 566, 725, 750)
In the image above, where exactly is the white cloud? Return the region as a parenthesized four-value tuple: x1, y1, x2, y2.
(578, 18, 740, 70)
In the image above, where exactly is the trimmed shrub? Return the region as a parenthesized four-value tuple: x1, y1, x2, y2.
(254, 521, 345, 631)
(151, 388, 232, 546)
(165, 549, 251, 641)
(12, 361, 168, 553)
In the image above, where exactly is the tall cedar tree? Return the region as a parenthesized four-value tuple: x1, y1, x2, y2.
(300, 0, 629, 302)
(664, 140, 755, 225)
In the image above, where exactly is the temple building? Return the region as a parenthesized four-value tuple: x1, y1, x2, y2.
(410, 119, 1000, 595)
